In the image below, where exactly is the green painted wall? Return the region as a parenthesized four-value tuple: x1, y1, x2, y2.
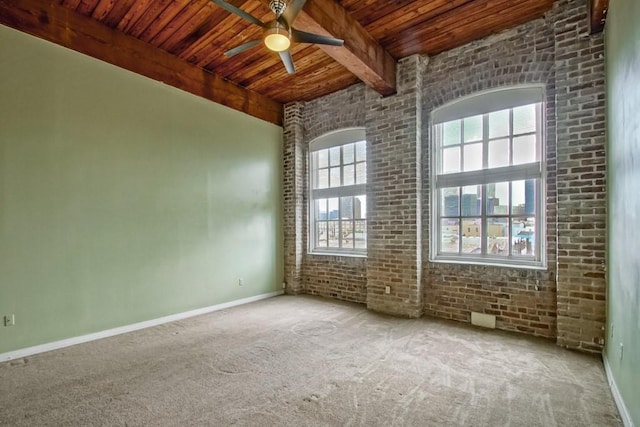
(605, 0, 640, 423)
(0, 25, 283, 354)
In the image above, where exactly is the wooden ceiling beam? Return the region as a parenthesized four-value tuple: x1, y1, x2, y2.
(261, 0, 396, 96)
(0, 0, 283, 125)
(589, 0, 608, 34)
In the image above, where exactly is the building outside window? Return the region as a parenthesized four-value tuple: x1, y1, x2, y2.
(309, 128, 367, 255)
(431, 86, 545, 267)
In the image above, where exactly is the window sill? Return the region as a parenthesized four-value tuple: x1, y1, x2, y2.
(308, 250, 367, 259)
(429, 256, 546, 270)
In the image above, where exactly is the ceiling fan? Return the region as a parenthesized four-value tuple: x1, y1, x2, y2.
(211, 0, 344, 74)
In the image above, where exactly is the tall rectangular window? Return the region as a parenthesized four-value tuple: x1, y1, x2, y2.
(309, 129, 366, 255)
(431, 87, 545, 267)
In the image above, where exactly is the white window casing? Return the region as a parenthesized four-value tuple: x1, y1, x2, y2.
(430, 85, 547, 268)
(308, 128, 367, 257)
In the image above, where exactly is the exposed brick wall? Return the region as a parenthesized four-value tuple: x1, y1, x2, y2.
(365, 55, 425, 317)
(283, 103, 305, 294)
(553, 0, 607, 352)
(282, 0, 606, 353)
(421, 13, 559, 340)
(427, 264, 557, 338)
(303, 255, 367, 304)
(303, 84, 365, 143)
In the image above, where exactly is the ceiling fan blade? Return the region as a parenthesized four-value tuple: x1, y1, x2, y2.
(279, 50, 296, 74)
(210, 0, 266, 28)
(224, 40, 262, 57)
(282, 0, 307, 24)
(292, 29, 344, 46)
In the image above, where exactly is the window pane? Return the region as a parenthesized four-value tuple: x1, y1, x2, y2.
(487, 182, 509, 214)
(341, 197, 354, 219)
(316, 222, 327, 247)
(461, 218, 481, 254)
(343, 143, 355, 164)
(317, 149, 328, 168)
(487, 218, 509, 255)
(315, 198, 328, 220)
(341, 220, 353, 249)
(488, 139, 509, 168)
(355, 195, 366, 219)
(461, 186, 480, 216)
(343, 164, 355, 185)
(463, 115, 483, 143)
(512, 217, 535, 256)
(356, 162, 366, 184)
(329, 146, 341, 166)
(441, 187, 460, 216)
(443, 120, 461, 146)
(511, 181, 527, 215)
(488, 109, 510, 138)
(354, 220, 366, 249)
(329, 167, 341, 187)
(355, 141, 366, 162)
(513, 134, 537, 165)
(327, 221, 339, 248)
(442, 147, 460, 173)
(440, 218, 459, 253)
(524, 179, 536, 215)
(317, 168, 328, 189)
(509, 179, 536, 216)
(328, 198, 339, 219)
(463, 143, 482, 172)
(513, 104, 536, 134)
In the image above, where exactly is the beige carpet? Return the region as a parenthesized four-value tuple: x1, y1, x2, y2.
(0, 295, 621, 426)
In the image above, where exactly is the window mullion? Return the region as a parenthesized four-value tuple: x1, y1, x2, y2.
(508, 181, 513, 256)
(509, 109, 514, 165)
(482, 114, 489, 255)
(481, 185, 487, 256)
(482, 114, 489, 169)
(460, 119, 465, 172)
(339, 147, 343, 249)
(338, 197, 343, 249)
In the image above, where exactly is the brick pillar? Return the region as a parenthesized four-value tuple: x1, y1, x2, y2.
(283, 102, 305, 294)
(365, 55, 425, 317)
(553, 0, 607, 352)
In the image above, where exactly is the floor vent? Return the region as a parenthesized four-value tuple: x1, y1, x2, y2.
(471, 312, 496, 329)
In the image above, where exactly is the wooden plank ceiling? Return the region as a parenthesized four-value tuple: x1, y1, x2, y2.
(1, 0, 560, 125)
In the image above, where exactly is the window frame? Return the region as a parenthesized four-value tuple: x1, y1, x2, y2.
(308, 128, 367, 257)
(430, 86, 547, 269)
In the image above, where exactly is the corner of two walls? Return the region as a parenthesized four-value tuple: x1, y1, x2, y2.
(283, 0, 606, 352)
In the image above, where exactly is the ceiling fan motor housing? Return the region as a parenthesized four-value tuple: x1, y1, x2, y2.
(269, 0, 287, 17)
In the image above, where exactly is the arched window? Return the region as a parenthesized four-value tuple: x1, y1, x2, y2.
(431, 86, 546, 267)
(309, 128, 367, 255)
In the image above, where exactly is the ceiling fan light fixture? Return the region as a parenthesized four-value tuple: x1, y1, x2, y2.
(264, 23, 291, 52)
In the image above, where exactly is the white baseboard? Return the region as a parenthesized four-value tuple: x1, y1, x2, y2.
(603, 353, 635, 427)
(0, 290, 284, 362)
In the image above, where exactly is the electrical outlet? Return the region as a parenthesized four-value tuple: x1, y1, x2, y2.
(238, 278, 243, 286)
(282, 282, 286, 289)
(384, 286, 391, 295)
(3, 314, 15, 327)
